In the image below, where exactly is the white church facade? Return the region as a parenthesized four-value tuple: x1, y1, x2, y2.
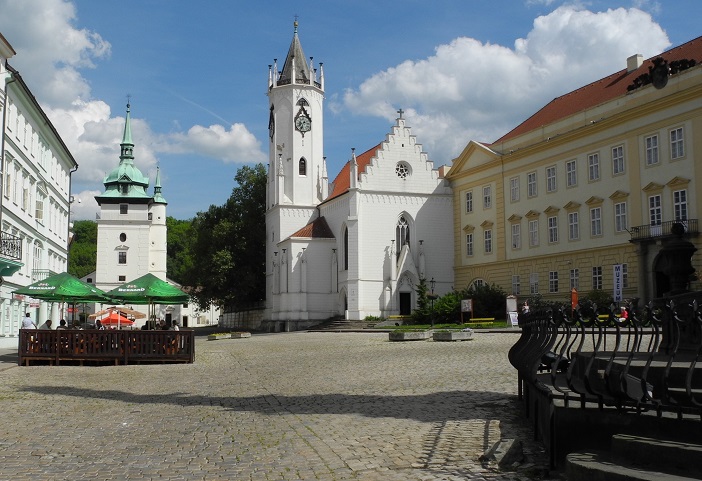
(265, 22, 454, 325)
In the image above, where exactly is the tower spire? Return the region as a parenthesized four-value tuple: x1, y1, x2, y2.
(120, 99, 135, 164)
(153, 165, 167, 204)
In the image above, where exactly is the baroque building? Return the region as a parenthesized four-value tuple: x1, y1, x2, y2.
(265, 22, 454, 326)
(0, 32, 77, 336)
(446, 36, 702, 305)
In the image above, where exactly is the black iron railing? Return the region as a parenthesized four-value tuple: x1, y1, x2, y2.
(0, 232, 22, 261)
(629, 219, 698, 241)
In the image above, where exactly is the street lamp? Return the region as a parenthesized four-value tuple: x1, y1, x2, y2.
(429, 277, 437, 328)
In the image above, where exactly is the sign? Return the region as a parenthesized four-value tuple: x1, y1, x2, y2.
(461, 299, 473, 313)
(509, 311, 519, 327)
(613, 264, 623, 302)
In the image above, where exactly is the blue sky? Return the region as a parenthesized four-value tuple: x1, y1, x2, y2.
(0, 0, 699, 220)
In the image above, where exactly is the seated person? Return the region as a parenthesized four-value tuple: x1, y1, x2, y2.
(38, 319, 53, 330)
(56, 319, 68, 330)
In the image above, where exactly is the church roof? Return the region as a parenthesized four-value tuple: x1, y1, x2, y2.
(492, 36, 702, 146)
(325, 144, 382, 203)
(278, 20, 311, 85)
(290, 216, 335, 239)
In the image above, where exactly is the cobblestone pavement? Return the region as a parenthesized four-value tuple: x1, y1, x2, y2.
(0, 331, 562, 481)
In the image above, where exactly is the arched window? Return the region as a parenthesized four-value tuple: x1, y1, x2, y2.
(343, 227, 349, 271)
(396, 215, 410, 253)
(297, 98, 309, 106)
(299, 158, 307, 176)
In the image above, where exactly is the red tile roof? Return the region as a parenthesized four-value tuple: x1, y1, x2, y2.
(290, 216, 335, 239)
(324, 144, 382, 203)
(492, 36, 702, 145)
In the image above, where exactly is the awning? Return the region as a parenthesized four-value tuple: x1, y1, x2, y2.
(0, 258, 23, 278)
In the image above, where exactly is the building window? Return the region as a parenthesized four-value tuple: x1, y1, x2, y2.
(566, 160, 577, 187)
(527, 172, 537, 197)
(484, 229, 492, 254)
(673, 189, 688, 221)
(590, 207, 602, 236)
(612, 145, 624, 175)
(510, 177, 519, 202)
(645, 135, 659, 165)
(622, 264, 629, 288)
(396, 216, 410, 252)
(614, 202, 628, 232)
(299, 158, 307, 176)
(3, 158, 10, 199)
(120, 184, 128, 194)
(466, 233, 473, 256)
(649, 195, 662, 226)
(35, 191, 45, 222)
(343, 227, 349, 270)
(588, 153, 600, 181)
(568, 212, 579, 240)
(483, 185, 492, 209)
(592, 266, 603, 290)
(119, 275, 126, 282)
(548, 216, 558, 243)
(570, 269, 579, 290)
(530, 272, 539, 294)
(120, 204, 128, 215)
(512, 275, 520, 295)
(465, 191, 473, 213)
(670, 127, 684, 159)
(395, 162, 410, 179)
(549, 271, 559, 293)
(511, 223, 521, 249)
(118, 252, 127, 264)
(119, 233, 127, 242)
(546, 166, 557, 192)
(528, 219, 539, 247)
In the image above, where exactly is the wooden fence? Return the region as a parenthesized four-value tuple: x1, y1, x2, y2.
(18, 329, 195, 366)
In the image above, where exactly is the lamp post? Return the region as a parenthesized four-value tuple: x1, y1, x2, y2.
(429, 277, 436, 328)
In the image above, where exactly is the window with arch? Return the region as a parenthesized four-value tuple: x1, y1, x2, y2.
(297, 98, 309, 106)
(119, 233, 127, 242)
(396, 215, 411, 254)
(299, 158, 307, 176)
(343, 227, 349, 271)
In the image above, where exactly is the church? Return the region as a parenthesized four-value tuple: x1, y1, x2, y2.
(265, 22, 454, 325)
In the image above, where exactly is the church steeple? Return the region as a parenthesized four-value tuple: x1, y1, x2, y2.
(120, 101, 135, 163)
(153, 166, 167, 204)
(278, 19, 311, 86)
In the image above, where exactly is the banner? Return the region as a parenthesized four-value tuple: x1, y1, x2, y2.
(613, 264, 623, 302)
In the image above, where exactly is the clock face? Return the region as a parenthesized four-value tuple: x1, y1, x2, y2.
(295, 114, 311, 133)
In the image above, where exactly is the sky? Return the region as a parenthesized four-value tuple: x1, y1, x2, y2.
(0, 0, 699, 220)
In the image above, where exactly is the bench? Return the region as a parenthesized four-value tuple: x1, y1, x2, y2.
(464, 317, 495, 327)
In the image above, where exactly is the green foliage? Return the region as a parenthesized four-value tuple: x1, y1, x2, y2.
(68, 220, 98, 278)
(581, 289, 614, 309)
(364, 315, 385, 323)
(185, 164, 267, 309)
(166, 217, 194, 284)
(410, 277, 430, 324)
(461, 283, 507, 320)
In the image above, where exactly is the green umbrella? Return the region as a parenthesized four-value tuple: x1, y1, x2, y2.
(13, 272, 110, 303)
(105, 273, 189, 305)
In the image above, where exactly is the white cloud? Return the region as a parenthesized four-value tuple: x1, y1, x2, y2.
(341, 6, 671, 164)
(162, 123, 266, 164)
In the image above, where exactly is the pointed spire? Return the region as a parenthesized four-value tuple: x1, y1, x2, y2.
(278, 19, 311, 85)
(120, 100, 135, 164)
(153, 165, 167, 204)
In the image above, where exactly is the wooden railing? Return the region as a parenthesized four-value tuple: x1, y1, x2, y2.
(18, 329, 195, 366)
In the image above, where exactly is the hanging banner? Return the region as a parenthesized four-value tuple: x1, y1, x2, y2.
(613, 264, 623, 302)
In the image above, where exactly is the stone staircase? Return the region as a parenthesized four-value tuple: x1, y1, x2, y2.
(308, 317, 378, 331)
(566, 434, 702, 480)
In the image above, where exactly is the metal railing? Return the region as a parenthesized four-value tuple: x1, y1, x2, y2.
(629, 219, 698, 241)
(0, 232, 22, 261)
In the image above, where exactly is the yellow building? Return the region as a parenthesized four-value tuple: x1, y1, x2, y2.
(446, 37, 702, 305)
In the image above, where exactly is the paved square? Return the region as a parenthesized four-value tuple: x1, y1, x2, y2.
(0, 331, 556, 480)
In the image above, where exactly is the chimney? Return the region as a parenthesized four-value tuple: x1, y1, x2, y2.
(627, 54, 643, 73)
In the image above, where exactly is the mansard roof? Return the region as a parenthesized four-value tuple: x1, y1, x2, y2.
(492, 36, 702, 145)
(290, 216, 335, 239)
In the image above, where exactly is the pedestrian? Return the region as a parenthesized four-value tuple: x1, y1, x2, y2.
(21, 313, 36, 329)
(38, 319, 52, 330)
(56, 319, 68, 330)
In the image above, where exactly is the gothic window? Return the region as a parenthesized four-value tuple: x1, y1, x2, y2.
(395, 162, 410, 179)
(296, 98, 309, 106)
(396, 216, 410, 253)
(299, 158, 307, 176)
(343, 227, 349, 271)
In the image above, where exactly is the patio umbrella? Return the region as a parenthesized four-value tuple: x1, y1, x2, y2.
(106, 274, 189, 305)
(89, 306, 147, 319)
(14, 272, 110, 303)
(99, 311, 134, 328)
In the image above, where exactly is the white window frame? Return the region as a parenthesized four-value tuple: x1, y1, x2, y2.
(549, 271, 559, 293)
(670, 127, 684, 160)
(590, 207, 602, 237)
(612, 145, 624, 175)
(570, 268, 579, 290)
(588, 153, 600, 181)
(568, 212, 579, 240)
(645, 134, 659, 166)
(546, 166, 557, 193)
(511, 223, 521, 249)
(466, 233, 473, 257)
(548, 216, 558, 243)
(528, 219, 539, 247)
(465, 191, 473, 213)
(512, 275, 520, 295)
(527, 172, 537, 197)
(592, 266, 603, 290)
(510, 177, 519, 202)
(484, 229, 492, 254)
(649, 195, 662, 226)
(673, 189, 688, 221)
(483, 185, 492, 209)
(530, 272, 539, 294)
(566, 159, 577, 187)
(614, 202, 627, 233)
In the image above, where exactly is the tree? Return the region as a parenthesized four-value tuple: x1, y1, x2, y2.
(166, 216, 194, 284)
(68, 220, 98, 278)
(185, 164, 267, 309)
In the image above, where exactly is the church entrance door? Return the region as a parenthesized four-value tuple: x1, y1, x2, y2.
(399, 292, 412, 316)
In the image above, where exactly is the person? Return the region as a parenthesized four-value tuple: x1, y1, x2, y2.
(619, 306, 629, 322)
(38, 319, 52, 330)
(56, 319, 68, 330)
(21, 313, 36, 329)
(170, 320, 180, 331)
(95, 319, 105, 330)
(522, 302, 530, 314)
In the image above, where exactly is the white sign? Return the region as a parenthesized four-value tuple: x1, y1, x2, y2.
(461, 299, 473, 313)
(509, 311, 519, 327)
(613, 264, 623, 302)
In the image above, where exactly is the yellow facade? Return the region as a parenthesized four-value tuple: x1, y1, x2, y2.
(447, 49, 702, 305)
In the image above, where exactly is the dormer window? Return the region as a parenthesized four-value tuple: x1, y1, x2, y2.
(120, 184, 128, 194)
